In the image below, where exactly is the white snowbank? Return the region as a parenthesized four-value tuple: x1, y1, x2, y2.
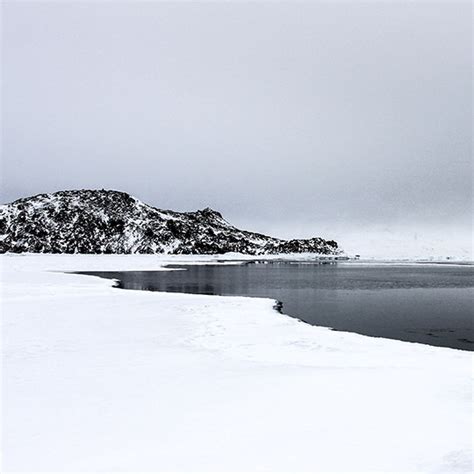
(1, 254, 472, 472)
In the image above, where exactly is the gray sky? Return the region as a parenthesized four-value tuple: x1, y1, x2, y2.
(1, 1, 472, 256)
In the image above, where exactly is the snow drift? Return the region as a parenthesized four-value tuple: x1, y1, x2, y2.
(2, 254, 472, 472)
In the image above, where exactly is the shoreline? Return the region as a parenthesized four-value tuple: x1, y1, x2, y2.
(2, 254, 472, 472)
(85, 261, 473, 352)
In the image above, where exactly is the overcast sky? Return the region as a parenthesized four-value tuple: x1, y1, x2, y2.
(1, 1, 472, 255)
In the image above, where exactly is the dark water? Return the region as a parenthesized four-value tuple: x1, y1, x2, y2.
(78, 263, 474, 351)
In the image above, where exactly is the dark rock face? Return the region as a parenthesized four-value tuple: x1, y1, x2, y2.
(0, 190, 340, 255)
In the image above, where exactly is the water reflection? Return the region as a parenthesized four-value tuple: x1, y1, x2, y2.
(77, 263, 474, 351)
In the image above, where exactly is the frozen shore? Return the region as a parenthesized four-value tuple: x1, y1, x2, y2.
(1, 254, 472, 472)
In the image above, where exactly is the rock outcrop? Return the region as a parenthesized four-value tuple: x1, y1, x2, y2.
(0, 190, 340, 255)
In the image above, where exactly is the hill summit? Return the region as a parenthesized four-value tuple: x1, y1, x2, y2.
(0, 189, 339, 255)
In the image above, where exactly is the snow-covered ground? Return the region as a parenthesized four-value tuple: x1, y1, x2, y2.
(1, 254, 472, 472)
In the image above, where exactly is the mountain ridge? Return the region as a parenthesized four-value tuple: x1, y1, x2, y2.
(0, 189, 340, 255)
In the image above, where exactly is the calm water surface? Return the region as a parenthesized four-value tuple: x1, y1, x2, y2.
(79, 263, 474, 351)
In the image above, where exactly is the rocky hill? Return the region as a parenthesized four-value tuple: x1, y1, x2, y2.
(0, 190, 340, 255)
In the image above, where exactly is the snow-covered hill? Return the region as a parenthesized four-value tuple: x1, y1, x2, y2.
(0, 190, 339, 255)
